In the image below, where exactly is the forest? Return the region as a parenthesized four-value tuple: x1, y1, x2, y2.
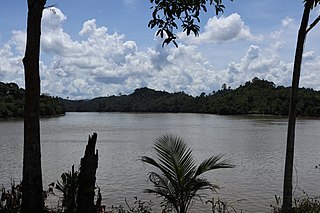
(0, 82, 65, 118)
(3, 77, 320, 119)
(2, 0, 319, 212)
(61, 77, 320, 117)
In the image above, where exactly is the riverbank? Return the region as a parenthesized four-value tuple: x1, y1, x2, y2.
(1, 112, 320, 212)
(61, 78, 320, 117)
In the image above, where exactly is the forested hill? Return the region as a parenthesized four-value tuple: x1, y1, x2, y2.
(61, 78, 320, 117)
(0, 82, 65, 118)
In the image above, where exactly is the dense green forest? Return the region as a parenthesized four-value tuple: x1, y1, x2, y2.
(2, 78, 320, 118)
(61, 77, 320, 117)
(0, 82, 65, 118)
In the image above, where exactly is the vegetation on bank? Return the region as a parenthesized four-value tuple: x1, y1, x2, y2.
(0, 82, 65, 118)
(2, 180, 320, 213)
(3, 77, 320, 118)
(61, 77, 320, 117)
(1, 134, 237, 213)
(1, 133, 320, 213)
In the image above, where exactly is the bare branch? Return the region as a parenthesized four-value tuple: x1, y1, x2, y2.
(306, 15, 320, 34)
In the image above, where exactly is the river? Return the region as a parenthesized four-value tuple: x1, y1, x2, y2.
(1, 112, 320, 212)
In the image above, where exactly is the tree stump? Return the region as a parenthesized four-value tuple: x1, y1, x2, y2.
(77, 133, 98, 213)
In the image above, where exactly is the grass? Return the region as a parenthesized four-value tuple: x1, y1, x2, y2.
(271, 192, 320, 213)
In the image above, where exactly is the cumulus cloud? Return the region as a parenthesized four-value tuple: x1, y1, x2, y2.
(41, 8, 83, 57)
(1, 7, 320, 99)
(226, 45, 293, 87)
(0, 43, 24, 86)
(303, 51, 316, 61)
(269, 17, 296, 52)
(281, 17, 294, 27)
(180, 13, 262, 44)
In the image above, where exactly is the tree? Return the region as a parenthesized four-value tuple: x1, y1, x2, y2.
(221, 83, 227, 91)
(147, 1, 320, 212)
(148, 0, 230, 46)
(55, 165, 79, 213)
(282, 0, 320, 212)
(22, 0, 46, 212)
(141, 134, 234, 213)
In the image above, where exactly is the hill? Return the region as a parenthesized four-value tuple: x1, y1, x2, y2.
(0, 82, 65, 118)
(61, 77, 320, 117)
(61, 88, 196, 113)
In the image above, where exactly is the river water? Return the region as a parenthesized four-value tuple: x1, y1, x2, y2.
(1, 112, 320, 212)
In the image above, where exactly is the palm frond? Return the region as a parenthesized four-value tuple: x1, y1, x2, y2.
(141, 134, 234, 213)
(141, 155, 176, 179)
(154, 134, 196, 184)
(148, 172, 174, 194)
(195, 154, 234, 177)
(144, 171, 179, 211)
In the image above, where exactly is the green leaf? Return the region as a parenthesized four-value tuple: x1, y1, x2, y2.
(141, 134, 233, 213)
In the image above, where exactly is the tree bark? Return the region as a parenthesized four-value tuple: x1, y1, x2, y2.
(282, 1, 312, 212)
(77, 133, 98, 213)
(22, 0, 46, 212)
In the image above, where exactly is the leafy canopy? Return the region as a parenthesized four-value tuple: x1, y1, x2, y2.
(305, 0, 320, 9)
(148, 0, 231, 46)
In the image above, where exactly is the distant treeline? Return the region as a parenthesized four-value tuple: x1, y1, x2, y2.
(61, 77, 320, 117)
(3, 78, 320, 118)
(0, 82, 65, 118)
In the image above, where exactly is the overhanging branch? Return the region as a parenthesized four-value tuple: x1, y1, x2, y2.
(306, 15, 320, 34)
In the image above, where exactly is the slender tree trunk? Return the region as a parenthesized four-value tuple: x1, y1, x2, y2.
(22, 0, 46, 212)
(282, 1, 312, 212)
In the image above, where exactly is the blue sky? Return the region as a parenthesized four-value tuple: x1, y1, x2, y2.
(1, 0, 320, 99)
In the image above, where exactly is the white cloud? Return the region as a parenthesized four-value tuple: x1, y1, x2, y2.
(281, 17, 294, 27)
(269, 17, 296, 52)
(1, 7, 320, 99)
(180, 13, 262, 44)
(43, 8, 67, 30)
(303, 51, 316, 61)
(0, 43, 24, 86)
(10, 30, 26, 53)
(41, 8, 83, 57)
(223, 45, 293, 88)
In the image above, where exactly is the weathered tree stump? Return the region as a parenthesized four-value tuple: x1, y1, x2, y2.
(76, 133, 98, 213)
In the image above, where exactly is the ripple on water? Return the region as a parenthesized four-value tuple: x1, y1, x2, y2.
(1, 113, 320, 213)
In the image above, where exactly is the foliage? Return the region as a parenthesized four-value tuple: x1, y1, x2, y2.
(282, 1, 320, 211)
(106, 197, 154, 213)
(141, 134, 234, 213)
(55, 166, 79, 213)
(62, 88, 196, 113)
(0, 182, 22, 213)
(148, 0, 231, 46)
(43, 165, 104, 213)
(0, 81, 65, 118)
(271, 192, 320, 213)
(61, 78, 320, 117)
(0, 182, 245, 213)
(306, 0, 320, 9)
(206, 197, 240, 213)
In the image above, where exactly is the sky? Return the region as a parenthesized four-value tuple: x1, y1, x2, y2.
(1, 0, 320, 99)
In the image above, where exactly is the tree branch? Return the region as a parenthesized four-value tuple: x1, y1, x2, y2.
(306, 15, 320, 34)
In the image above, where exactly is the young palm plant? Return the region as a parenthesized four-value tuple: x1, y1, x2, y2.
(141, 134, 234, 213)
(55, 165, 79, 213)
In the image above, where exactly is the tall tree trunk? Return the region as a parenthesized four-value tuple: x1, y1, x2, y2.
(282, 1, 312, 212)
(22, 0, 46, 212)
